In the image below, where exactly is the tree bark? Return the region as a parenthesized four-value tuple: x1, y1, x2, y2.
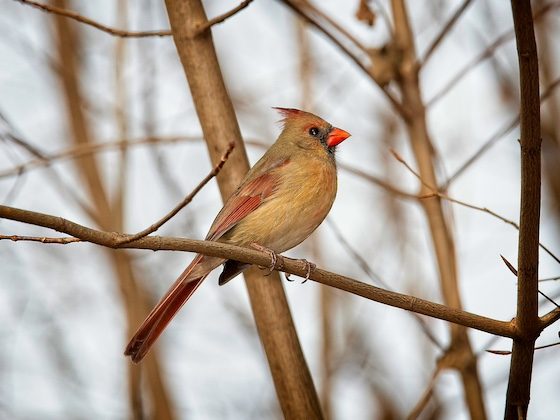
(504, 1, 541, 418)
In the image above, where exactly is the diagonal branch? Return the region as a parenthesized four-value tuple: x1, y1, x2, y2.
(279, 0, 407, 118)
(419, 0, 474, 67)
(427, 1, 560, 108)
(444, 75, 560, 187)
(117, 142, 234, 245)
(194, 0, 254, 35)
(15, 0, 172, 37)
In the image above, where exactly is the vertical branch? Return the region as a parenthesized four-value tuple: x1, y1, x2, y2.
(50, 2, 175, 419)
(504, 1, 541, 418)
(162, 1, 323, 418)
(389, 1, 486, 418)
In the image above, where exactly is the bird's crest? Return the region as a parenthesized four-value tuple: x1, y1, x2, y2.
(273, 107, 322, 129)
(273, 107, 305, 120)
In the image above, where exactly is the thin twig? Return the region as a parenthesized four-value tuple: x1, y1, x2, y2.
(280, 0, 408, 118)
(194, 0, 254, 35)
(390, 149, 437, 190)
(486, 341, 560, 356)
(538, 276, 560, 282)
(15, 0, 172, 37)
(0, 203, 518, 339)
(117, 143, 234, 245)
(406, 367, 442, 420)
(0, 136, 199, 179)
(419, 0, 474, 67)
(444, 75, 560, 187)
(427, 2, 560, 108)
(301, 0, 369, 52)
(500, 255, 559, 308)
(0, 234, 81, 244)
(391, 150, 560, 265)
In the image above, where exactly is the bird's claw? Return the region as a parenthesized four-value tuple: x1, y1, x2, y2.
(284, 258, 315, 283)
(251, 243, 278, 275)
(301, 259, 316, 284)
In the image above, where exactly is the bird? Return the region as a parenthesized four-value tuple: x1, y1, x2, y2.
(124, 107, 351, 363)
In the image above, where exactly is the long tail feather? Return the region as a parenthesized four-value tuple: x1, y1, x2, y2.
(124, 255, 222, 363)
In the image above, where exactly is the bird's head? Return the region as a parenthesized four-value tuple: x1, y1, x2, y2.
(273, 107, 351, 155)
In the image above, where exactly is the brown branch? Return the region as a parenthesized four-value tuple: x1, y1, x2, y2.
(117, 142, 234, 245)
(504, 1, 541, 418)
(419, 0, 474, 67)
(0, 203, 518, 339)
(15, 0, 172, 37)
(0, 234, 81, 244)
(487, 341, 560, 356)
(194, 0, 254, 35)
(540, 307, 560, 330)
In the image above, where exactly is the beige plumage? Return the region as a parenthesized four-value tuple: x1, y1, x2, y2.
(125, 108, 350, 362)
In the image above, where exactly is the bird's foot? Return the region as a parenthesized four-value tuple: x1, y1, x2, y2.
(250, 243, 278, 275)
(284, 258, 316, 284)
(300, 259, 316, 283)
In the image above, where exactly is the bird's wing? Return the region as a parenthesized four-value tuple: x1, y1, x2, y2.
(206, 157, 290, 241)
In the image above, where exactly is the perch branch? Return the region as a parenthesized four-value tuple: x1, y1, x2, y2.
(0, 204, 517, 339)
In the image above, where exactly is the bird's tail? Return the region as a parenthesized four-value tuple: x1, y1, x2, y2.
(124, 254, 223, 363)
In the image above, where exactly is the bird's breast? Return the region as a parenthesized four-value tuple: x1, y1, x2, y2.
(225, 157, 337, 253)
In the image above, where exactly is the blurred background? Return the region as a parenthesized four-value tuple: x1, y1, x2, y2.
(0, 0, 559, 418)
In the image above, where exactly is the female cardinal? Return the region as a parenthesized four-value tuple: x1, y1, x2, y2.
(125, 108, 350, 362)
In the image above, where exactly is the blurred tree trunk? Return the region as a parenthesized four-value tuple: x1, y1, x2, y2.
(163, 0, 323, 418)
(390, 1, 486, 418)
(51, 1, 175, 419)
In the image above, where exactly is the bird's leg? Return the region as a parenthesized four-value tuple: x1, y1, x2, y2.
(250, 243, 278, 275)
(282, 257, 316, 284)
(300, 259, 316, 284)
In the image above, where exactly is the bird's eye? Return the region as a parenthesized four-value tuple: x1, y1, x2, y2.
(308, 127, 319, 137)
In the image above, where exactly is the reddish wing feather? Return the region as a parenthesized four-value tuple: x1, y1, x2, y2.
(206, 163, 286, 240)
(125, 158, 289, 362)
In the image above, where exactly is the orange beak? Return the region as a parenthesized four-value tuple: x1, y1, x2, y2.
(326, 127, 351, 148)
